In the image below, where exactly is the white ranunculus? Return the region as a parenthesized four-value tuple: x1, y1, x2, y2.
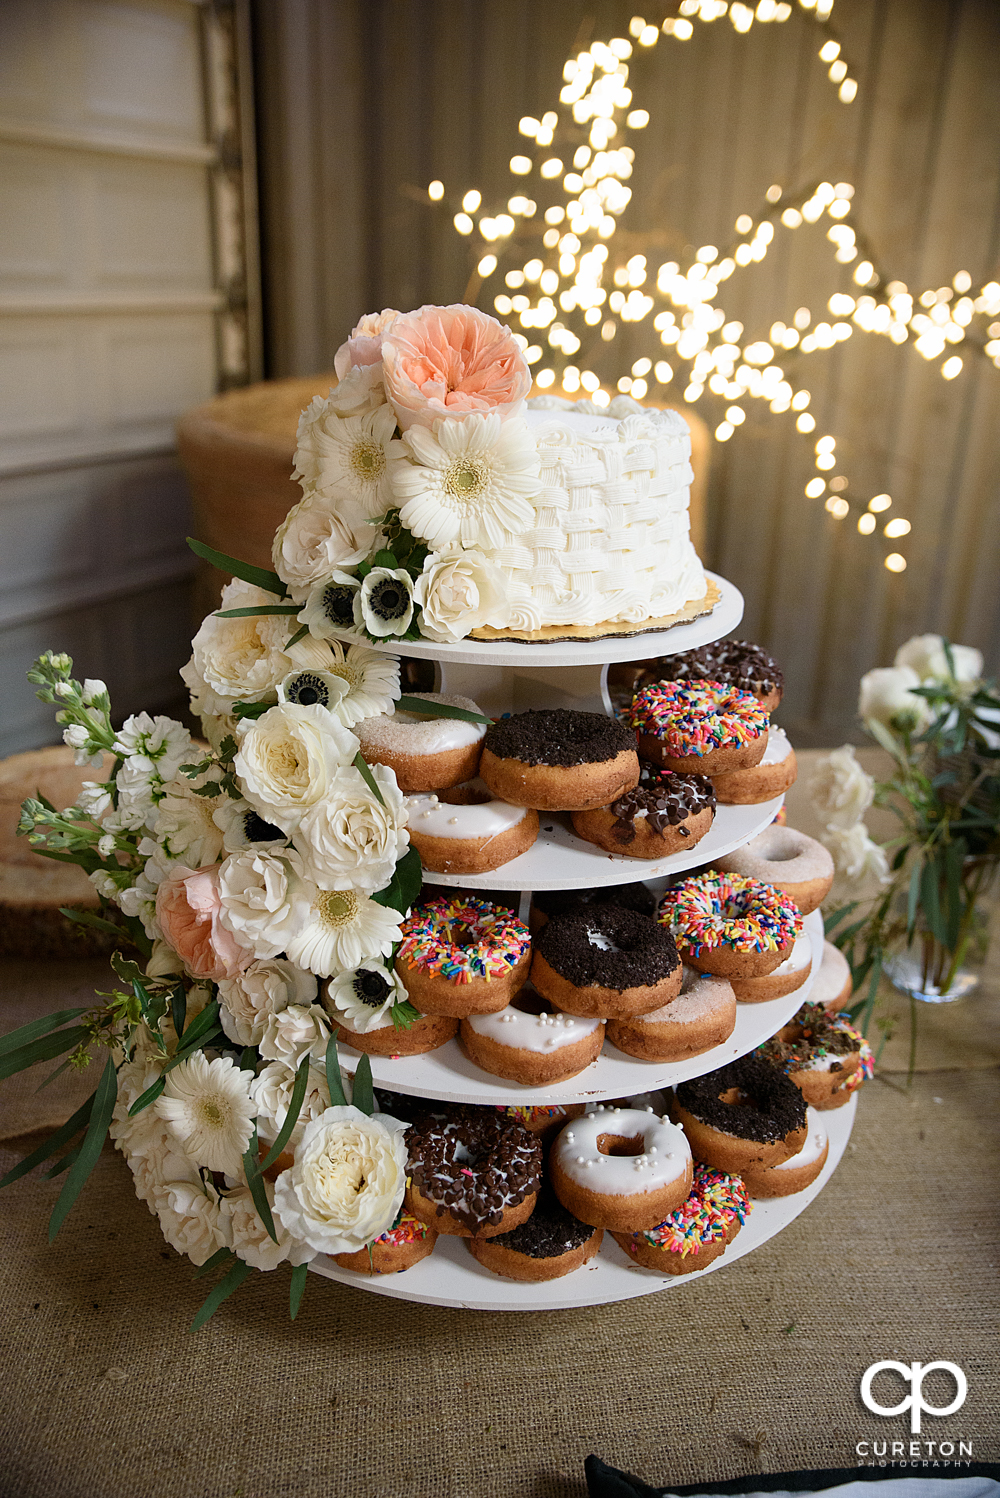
(821, 822, 892, 904)
(258, 1002, 332, 1067)
(181, 579, 303, 717)
(149, 776, 226, 870)
(858, 665, 932, 733)
(234, 702, 360, 833)
(156, 1053, 257, 1176)
(291, 762, 408, 891)
(250, 1060, 332, 1149)
(894, 633, 983, 685)
(414, 546, 509, 642)
(220, 1182, 313, 1271)
(271, 491, 377, 602)
(356, 567, 415, 638)
(272, 1105, 409, 1254)
(809, 745, 875, 830)
(323, 960, 408, 1033)
(218, 956, 317, 1047)
(157, 1179, 232, 1266)
(217, 849, 305, 960)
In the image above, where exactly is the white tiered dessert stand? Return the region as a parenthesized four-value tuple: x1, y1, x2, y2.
(311, 572, 857, 1309)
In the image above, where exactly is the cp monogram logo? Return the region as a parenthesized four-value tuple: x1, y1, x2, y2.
(860, 1361, 968, 1434)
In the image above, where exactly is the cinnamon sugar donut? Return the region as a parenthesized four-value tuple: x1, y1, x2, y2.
(531, 904, 682, 1018)
(728, 930, 813, 1004)
(606, 968, 736, 1062)
(404, 782, 538, 874)
(715, 825, 834, 915)
(812, 940, 854, 1010)
(645, 639, 784, 713)
(612, 1161, 751, 1274)
(740, 1108, 829, 1197)
(333, 1010, 458, 1056)
(711, 726, 798, 805)
(658, 871, 802, 979)
(332, 1209, 438, 1273)
(395, 896, 532, 1017)
(759, 1000, 873, 1109)
(626, 681, 769, 775)
(672, 1054, 808, 1172)
(529, 881, 656, 934)
(356, 691, 486, 792)
(467, 1185, 602, 1281)
(571, 766, 715, 859)
(479, 709, 639, 811)
(549, 1106, 693, 1231)
(404, 1106, 543, 1238)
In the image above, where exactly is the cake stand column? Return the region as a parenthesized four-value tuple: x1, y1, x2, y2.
(434, 661, 612, 717)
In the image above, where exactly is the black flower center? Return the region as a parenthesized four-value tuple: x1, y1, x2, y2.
(322, 584, 357, 625)
(353, 970, 392, 1008)
(243, 810, 283, 843)
(370, 579, 409, 621)
(285, 671, 330, 707)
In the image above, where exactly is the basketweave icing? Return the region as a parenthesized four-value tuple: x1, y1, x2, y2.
(474, 399, 705, 635)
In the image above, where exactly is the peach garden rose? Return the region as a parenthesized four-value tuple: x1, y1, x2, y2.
(381, 304, 531, 432)
(155, 864, 251, 982)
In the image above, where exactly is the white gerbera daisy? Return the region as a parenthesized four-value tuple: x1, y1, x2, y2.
(285, 887, 404, 978)
(323, 960, 407, 1033)
(156, 1052, 256, 1176)
(323, 641, 400, 725)
(389, 411, 541, 550)
(296, 402, 398, 518)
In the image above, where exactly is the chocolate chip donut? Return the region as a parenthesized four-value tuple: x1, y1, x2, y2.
(531, 904, 682, 1018)
(479, 709, 639, 811)
(672, 1054, 808, 1172)
(758, 1000, 872, 1109)
(571, 765, 716, 859)
(404, 1106, 543, 1238)
(645, 639, 784, 713)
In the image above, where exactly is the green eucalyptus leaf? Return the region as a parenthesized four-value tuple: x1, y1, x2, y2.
(189, 1257, 252, 1331)
(243, 1125, 279, 1245)
(194, 1246, 236, 1279)
(232, 701, 273, 720)
(58, 908, 122, 937)
(44, 1144, 82, 1179)
(48, 1052, 118, 1241)
(128, 1075, 166, 1117)
(353, 751, 386, 807)
(257, 1055, 311, 1174)
(214, 605, 300, 618)
(822, 904, 858, 936)
(286, 624, 310, 651)
(174, 999, 222, 1055)
(171, 985, 188, 1042)
(0, 1026, 89, 1082)
(906, 862, 922, 940)
(395, 694, 492, 725)
(186, 537, 288, 598)
(0, 1007, 88, 1059)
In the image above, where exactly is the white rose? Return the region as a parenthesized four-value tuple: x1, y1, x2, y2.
(809, 745, 875, 830)
(220, 1182, 313, 1271)
(271, 492, 375, 602)
(181, 579, 328, 718)
(323, 960, 408, 1032)
(217, 849, 305, 960)
(234, 702, 360, 833)
(414, 547, 510, 642)
(273, 1105, 409, 1254)
(218, 957, 317, 1047)
(157, 1179, 232, 1266)
(125, 1123, 200, 1210)
(894, 633, 983, 684)
(250, 1060, 332, 1149)
(858, 666, 931, 733)
(110, 1050, 171, 1158)
(291, 762, 408, 891)
(258, 1002, 332, 1067)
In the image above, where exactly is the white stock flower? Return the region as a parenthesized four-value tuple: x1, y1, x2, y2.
(821, 822, 892, 904)
(157, 1179, 232, 1266)
(291, 762, 408, 892)
(323, 961, 407, 1033)
(217, 849, 304, 960)
(272, 491, 377, 603)
(292, 403, 397, 517)
(77, 780, 112, 819)
(390, 412, 541, 550)
(356, 567, 415, 638)
(284, 887, 405, 978)
(258, 1002, 331, 1067)
(114, 713, 192, 781)
(809, 745, 875, 830)
(272, 1105, 409, 1254)
(414, 546, 509, 642)
(180, 579, 303, 717)
(858, 665, 932, 734)
(234, 702, 360, 833)
(156, 1053, 256, 1176)
(218, 957, 318, 1047)
(250, 1060, 332, 1149)
(894, 633, 983, 684)
(220, 1182, 313, 1271)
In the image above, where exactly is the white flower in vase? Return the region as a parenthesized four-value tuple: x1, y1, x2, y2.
(217, 956, 318, 1047)
(414, 545, 510, 641)
(323, 960, 408, 1032)
(356, 567, 415, 638)
(820, 822, 892, 903)
(258, 1002, 332, 1068)
(291, 762, 408, 892)
(894, 633, 983, 684)
(234, 702, 360, 834)
(155, 1052, 256, 1176)
(250, 1060, 333, 1151)
(808, 745, 875, 830)
(858, 665, 932, 734)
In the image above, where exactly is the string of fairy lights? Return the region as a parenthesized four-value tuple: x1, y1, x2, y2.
(420, 0, 1000, 574)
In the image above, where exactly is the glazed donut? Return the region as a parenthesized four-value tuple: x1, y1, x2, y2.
(404, 782, 538, 874)
(612, 1161, 751, 1274)
(658, 871, 802, 979)
(627, 681, 769, 775)
(715, 825, 834, 915)
(479, 709, 639, 811)
(404, 1106, 543, 1238)
(356, 692, 486, 792)
(759, 1000, 873, 1109)
(498, 1103, 585, 1139)
(644, 639, 784, 713)
(728, 930, 813, 1004)
(812, 940, 854, 1010)
(332, 1209, 438, 1274)
(333, 1010, 458, 1056)
(529, 881, 655, 934)
(460, 1000, 605, 1085)
(395, 896, 532, 1017)
(672, 1054, 808, 1171)
(711, 726, 798, 806)
(606, 967, 736, 1062)
(740, 1108, 829, 1198)
(531, 904, 682, 1018)
(571, 766, 716, 860)
(549, 1105, 693, 1231)
(467, 1185, 602, 1282)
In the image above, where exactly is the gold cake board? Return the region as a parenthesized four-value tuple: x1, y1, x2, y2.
(469, 576, 721, 644)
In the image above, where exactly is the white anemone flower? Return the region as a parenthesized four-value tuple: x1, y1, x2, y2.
(213, 797, 288, 855)
(299, 571, 363, 643)
(284, 886, 405, 977)
(356, 567, 415, 638)
(304, 638, 400, 726)
(323, 960, 407, 1033)
(390, 411, 541, 550)
(156, 1053, 256, 1176)
(276, 667, 350, 715)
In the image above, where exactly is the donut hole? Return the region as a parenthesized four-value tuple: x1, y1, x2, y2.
(597, 1131, 645, 1157)
(719, 1086, 756, 1110)
(442, 920, 481, 950)
(510, 985, 548, 1016)
(438, 785, 492, 808)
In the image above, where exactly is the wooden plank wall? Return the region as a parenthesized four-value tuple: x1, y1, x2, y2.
(253, 0, 1000, 745)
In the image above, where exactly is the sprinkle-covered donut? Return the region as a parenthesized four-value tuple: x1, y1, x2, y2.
(461, 1001, 605, 1085)
(549, 1105, 693, 1231)
(606, 967, 736, 1062)
(532, 904, 682, 1018)
(711, 726, 798, 806)
(357, 691, 487, 792)
(811, 939, 854, 1010)
(627, 680, 769, 775)
(467, 1184, 602, 1282)
(480, 708, 640, 811)
(404, 1106, 543, 1238)
(404, 781, 538, 874)
(758, 1000, 873, 1109)
(332, 1209, 438, 1274)
(528, 881, 656, 934)
(715, 825, 834, 915)
(672, 1054, 808, 1172)
(571, 765, 716, 859)
(612, 1161, 751, 1274)
(740, 1107, 829, 1197)
(658, 871, 802, 979)
(395, 896, 532, 1017)
(646, 639, 784, 712)
(728, 929, 813, 1004)
(497, 1103, 585, 1138)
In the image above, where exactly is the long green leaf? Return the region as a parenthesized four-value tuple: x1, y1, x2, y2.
(48, 1051, 118, 1241)
(189, 1257, 252, 1331)
(289, 1261, 309, 1320)
(370, 845, 422, 916)
(0, 1026, 89, 1082)
(943, 839, 965, 952)
(58, 908, 123, 937)
(186, 536, 287, 598)
(171, 985, 187, 1042)
(396, 694, 492, 725)
(174, 999, 222, 1055)
(0, 1090, 96, 1190)
(353, 751, 386, 807)
(325, 1034, 348, 1107)
(257, 1056, 310, 1173)
(128, 1075, 166, 1117)
(906, 862, 922, 940)
(920, 857, 946, 945)
(286, 624, 310, 651)
(193, 1246, 236, 1279)
(44, 1144, 82, 1179)
(214, 605, 299, 618)
(351, 1053, 374, 1117)
(0, 1007, 88, 1059)
(822, 903, 858, 936)
(242, 1124, 279, 1245)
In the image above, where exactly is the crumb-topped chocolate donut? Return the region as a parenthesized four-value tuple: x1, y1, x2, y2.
(672, 1054, 807, 1171)
(395, 896, 532, 1017)
(758, 1000, 873, 1109)
(531, 904, 683, 1018)
(529, 881, 655, 933)
(479, 709, 639, 811)
(647, 639, 784, 712)
(571, 764, 716, 859)
(467, 1184, 602, 1281)
(404, 1106, 543, 1238)
(612, 1161, 751, 1274)
(627, 680, 769, 775)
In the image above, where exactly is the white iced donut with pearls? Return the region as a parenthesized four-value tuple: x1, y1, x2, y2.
(356, 691, 487, 792)
(729, 929, 813, 1003)
(810, 939, 853, 1010)
(549, 1106, 694, 1231)
(740, 1107, 829, 1198)
(459, 1002, 604, 1084)
(404, 780, 539, 875)
(711, 725, 798, 805)
(715, 825, 833, 913)
(606, 968, 737, 1061)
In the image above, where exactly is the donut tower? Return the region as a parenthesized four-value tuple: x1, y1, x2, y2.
(317, 574, 865, 1311)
